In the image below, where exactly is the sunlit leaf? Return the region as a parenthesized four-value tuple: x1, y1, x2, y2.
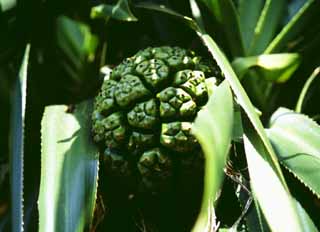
(266, 107, 320, 198)
(199, 34, 285, 181)
(9, 44, 30, 232)
(232, 53, 301, 83)
(192, 81, 234, 232)
(39, 100, 99, 232)
(249, 0, 286, 55)
(91, 0, 137, 22)
(0, 0, 16, 11)
(243, 128, 307, 232)
(295, 67, 320, 113)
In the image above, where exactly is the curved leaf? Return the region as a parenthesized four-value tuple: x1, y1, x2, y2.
(266, 107, 320, 197)
(9, 44, 30, 232)
(295, 67, 320, 113)
(265, 0, 318, 53)
(232, 53, 301, 83)
(91, 0, 137, 22)
(249, 0, 286, 55)
(39, 100, 99, 232)
(192, 81, 234, 232)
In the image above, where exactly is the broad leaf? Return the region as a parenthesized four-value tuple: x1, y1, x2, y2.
(265, 0, 318, 53)
(232, 53, 301, 83)
(249, 0, 286, 55)
(238, 0, 264, 52)
(192, 81, 234, 232)
(266, 107, 320, 197)
(39, 101, 99, 232)
(243, 128, 312, 232)
(91, 0, 137, 22)
(9, 44, 30, 232)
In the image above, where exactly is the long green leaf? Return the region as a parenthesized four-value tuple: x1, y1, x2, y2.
(232, 53, 301, 83)
(9, 44, 30, 232)
(243, 130, 304, 232)
(39, 101, 99, 232)
(266, 107, 320, 197)
(265, 0, 318, 53)
(192, 81, 234, 232)
(238, 0, 264, 52)
(91, 0, 137, 22)
(199, 34, 286, 183)
(295, 67, 320, 113)
(201, 0, 245, 56)
(249, 0, 285, 55)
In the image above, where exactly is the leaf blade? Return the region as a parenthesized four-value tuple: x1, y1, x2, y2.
(232, 53, 301, 83)
(9, 44, 30, 232)
(38, 101, 99, 232)
(192, 81, 234, 231)
(266, 107, 320, 197)
(249, 0, 286, 55)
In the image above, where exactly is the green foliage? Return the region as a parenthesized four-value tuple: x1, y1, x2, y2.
(9, 44, 30, 232)
(39, 101, 99, 232)
(192, 81, 234, 231)
(266, 107, 320, 197)
(232, 53, 301, 83)
(2, 0, 320, 231)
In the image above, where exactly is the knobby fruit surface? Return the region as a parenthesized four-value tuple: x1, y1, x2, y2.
(92, 46, 222, 190)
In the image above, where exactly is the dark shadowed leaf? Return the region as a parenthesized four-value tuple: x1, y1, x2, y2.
(39, 100, 99, 232)
(56, 16, 99, 80)
(265, 0, 318, 53)
(200, 0, 245, 56)
(9, 44, 30, 232)
(91, 0, 137, 22)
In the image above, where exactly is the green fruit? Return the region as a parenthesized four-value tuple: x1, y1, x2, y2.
(92, 46, 222, 189)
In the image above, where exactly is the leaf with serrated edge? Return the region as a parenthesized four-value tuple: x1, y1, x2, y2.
(38, 100, 99, 232)
(266, 107, 320, 198)
(10, 44, 30, 232)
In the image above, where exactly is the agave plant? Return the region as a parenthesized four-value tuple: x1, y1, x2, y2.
(0, 0, 320, 232)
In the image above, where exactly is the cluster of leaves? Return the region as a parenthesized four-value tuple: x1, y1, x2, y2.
(1, 0, 320, 231)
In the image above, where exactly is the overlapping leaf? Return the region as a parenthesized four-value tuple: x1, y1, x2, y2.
(39, 101, 99, 232)
(192, 81, 234, 232)
(266, 107, 320, 198)
(232, 53, 300, 83)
